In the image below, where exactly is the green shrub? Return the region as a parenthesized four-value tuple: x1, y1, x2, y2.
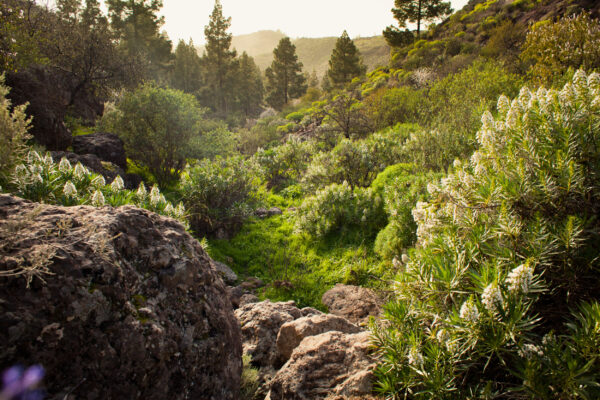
(362, 87, 425, 130)
(372, 71, 600, 398)
(254, 138, 315, 190)
(521, 12, 600, 85)
(295, 181, 385, 239)
(237, 116, 283, 156)
(303, 126, 408, 190)
(179, 156, 261, 237)
(0, 74, 31, 188)
(374, 168, 442, 260)
(98, 83, 206, 186)
(425, 58, 522, 136)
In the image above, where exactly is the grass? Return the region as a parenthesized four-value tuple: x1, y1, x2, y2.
(207, 201, 389, 309)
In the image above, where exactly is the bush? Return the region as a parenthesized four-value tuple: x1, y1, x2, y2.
(303, 126, 410, 190)
(401, 128, 472, 172)
(372, 71, 600, 398)
(254, 138, 315, 190)
(179, 156, 260, 237)
(0, 74, 31, 187)
(425, 58, 522, 136)
(237, 116, 283, 156)
(99, 84, 206, 186)
(362, 87, 425, 131)
(521, 13, 600, 85)
(5, 150, 186, 224)
(295, 181, 385, 239)
(373, 166, 443, 260)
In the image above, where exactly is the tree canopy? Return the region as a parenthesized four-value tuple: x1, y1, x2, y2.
(327, 31, 366, 88)
(385, 0, 452, 44)
(265, 37, 307, 110)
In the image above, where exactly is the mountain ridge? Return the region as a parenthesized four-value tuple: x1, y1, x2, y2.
(196, 30, 390, 78)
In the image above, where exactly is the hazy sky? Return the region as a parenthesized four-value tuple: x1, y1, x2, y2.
(161, 0, 471, 44)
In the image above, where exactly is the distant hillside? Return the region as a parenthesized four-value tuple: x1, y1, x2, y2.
(197, 31, 390, 78)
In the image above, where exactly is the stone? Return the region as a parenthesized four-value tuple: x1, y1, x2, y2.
(0, 195, 242, 399)
(276, 313, 363, 362)
(212, 260, 238, 285)
(267, 207, 283, 216)
(321, 284, 383, 325)
(72, 132, 127, 170)
(6, 66, 72, 150)
(235, 300, 302, 368)
(267, 331, 376, 400)
(239, 277, 265, 291)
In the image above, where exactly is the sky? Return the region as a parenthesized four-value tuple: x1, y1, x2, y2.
(161, 0, 471, 44)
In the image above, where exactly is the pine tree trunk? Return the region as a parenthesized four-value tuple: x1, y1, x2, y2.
(417, 0, 422, 39)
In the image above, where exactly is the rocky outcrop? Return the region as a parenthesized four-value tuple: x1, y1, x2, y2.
(267, 331, 376, 400)
(72, 132, 127, 170)
(322, 284, 383, 325)
(254, 207, 283, 219)
(0, 195, 242, 399)
(235, 300, 303, 368)
(6, 66, 72, 151)
(276, 313, 362, 362)
(212, 260, 238, 285)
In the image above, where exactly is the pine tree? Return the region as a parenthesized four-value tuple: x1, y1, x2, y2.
(327, 31, 366, 88)
(384, 0, 452, 44)
(264, 37, 307, 110)
(202, 0, 236, 115)
(106, 0, 172, 80)
(171, 39, 202, 94)
(235, 52, 264, 117)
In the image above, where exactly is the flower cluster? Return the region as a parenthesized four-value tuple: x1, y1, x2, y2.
(6, 151, 187, 225)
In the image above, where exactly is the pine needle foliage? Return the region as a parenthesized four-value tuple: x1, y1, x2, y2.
(372, 70, 600, 399)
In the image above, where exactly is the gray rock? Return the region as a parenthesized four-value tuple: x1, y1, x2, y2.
(0, 194, 242, 399)
(276, 313, 363, 362)
(212, 260, 238, 285)
(72, 131, 127, 170)
(322, 284, 383, 325)
(268, 331, 377, 400)
(235, 300, 302, 368)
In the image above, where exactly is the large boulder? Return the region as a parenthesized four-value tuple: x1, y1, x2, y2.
(6, 66, 72, 151)
(267, 331, 377, 400)
(321, 284, 383, 325)
(211, 260, 238, 285)
(276, 313, 362, 362)
(72, 132, 127, 170)
(0, 195, 242, 399)
(235, 300, 302, 368)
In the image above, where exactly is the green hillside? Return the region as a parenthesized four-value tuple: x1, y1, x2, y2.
(198, 31, 390, 77)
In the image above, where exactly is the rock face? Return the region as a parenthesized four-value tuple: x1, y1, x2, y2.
(72, 132, 127, 170)
(6, 67, 72, 151)
(0, 195, 242, 400)
(212, 260, 238, 285)
(235, 300, 302, 368)
(268, 331, 376, 400)
(322, 284, 383, 325)
(276, 314, 362, 362)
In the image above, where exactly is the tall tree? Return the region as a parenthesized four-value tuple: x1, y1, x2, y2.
(235, 52, 263, 117)
(385, 0, 452, 43)
(171, 39, 202, 94)
(203, 0, 236, 115)
(327, 31, 366, 88)
(264, 37, 307, 110)
(106, 0, 172, 81)
(48, 0, 132, 107)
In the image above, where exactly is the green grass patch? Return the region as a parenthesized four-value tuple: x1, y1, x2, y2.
(207, 212, 387, 309)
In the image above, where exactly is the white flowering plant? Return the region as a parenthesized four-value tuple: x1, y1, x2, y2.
(3, 150, 187, 225)
(372, 71, 600, 398)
